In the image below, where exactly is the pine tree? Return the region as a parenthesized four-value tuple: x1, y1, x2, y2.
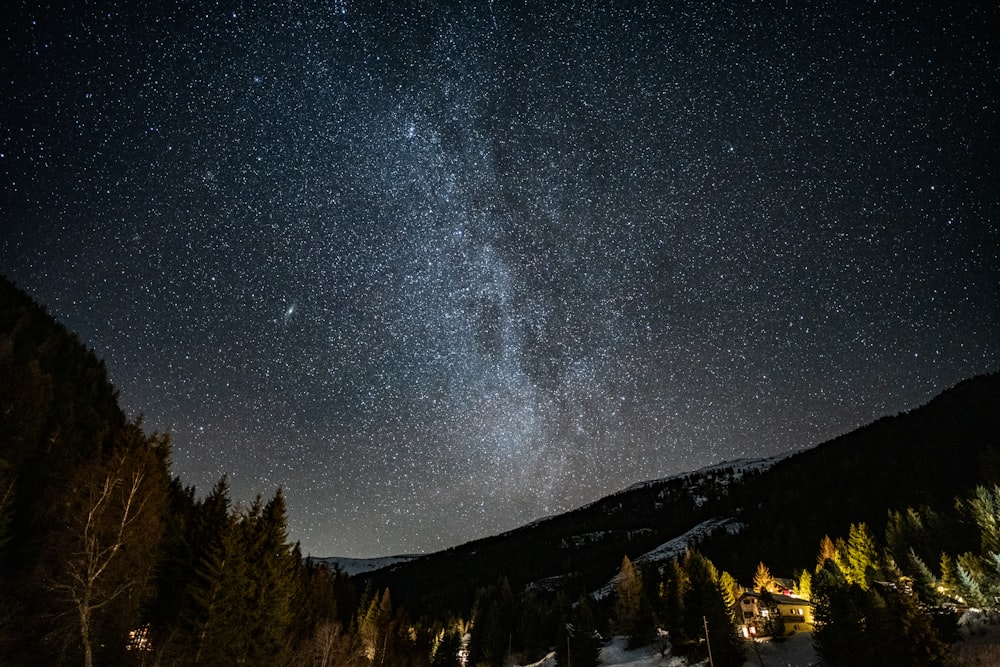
(939, 553, 958, 600)
(798, 570, 812, 600)
(189, 510, 251, 666)
(468, 578, 515, 667)
(658, 559, 687, 642)
(175, 487, 298, 666)
(956, 562, 987, 608)
(557, 596, 600, 667)
(682, 551, 743, 666)
(612, 555, 643, 642)
(358, 588, 395, 666)
(515, 591, 556, 663)
(880, 585, 949, 666)
(886, 508, 928, 567)
(473, 598, 504, 666)
(432, 628, 464, 667)
(812, 561, 873, 666)
(243, 488, 296, 664)
(496, 576, 517, 661)
(971, 485, 1000, 555)
(907, 550, 940, 605)
(632, 590, 658, 649)
(718, 571, 741, 624)
(816, 535, 839, 573)
(289, 555, 341, 653)
(753, 561, 775, 593)
(844, 523, 879, 589)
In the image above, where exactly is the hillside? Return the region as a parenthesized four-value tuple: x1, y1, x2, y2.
(0, 277, 130, 578)
(3, 276, 997, 666)
(358, 371, 1000, 615)
(312, 554, 421, 576)
(0, 278, 176, 666)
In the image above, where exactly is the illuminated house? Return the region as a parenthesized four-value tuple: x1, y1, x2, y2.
(738, 590, 813, 637)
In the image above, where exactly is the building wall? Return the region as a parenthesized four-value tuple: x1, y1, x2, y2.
(776, 601, 812, 634)
(739, 592, 813, 637)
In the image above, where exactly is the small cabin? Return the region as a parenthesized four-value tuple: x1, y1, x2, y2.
(738, 590, 813, 637)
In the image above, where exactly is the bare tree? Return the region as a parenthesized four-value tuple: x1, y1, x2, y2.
(309, 620, 351, 667)
(0, 477, 18, 648)
(48, 450, 164, 667)
(0, 477, 14, 554)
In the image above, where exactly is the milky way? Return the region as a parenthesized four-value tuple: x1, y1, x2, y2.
(2, 1, 998, 557)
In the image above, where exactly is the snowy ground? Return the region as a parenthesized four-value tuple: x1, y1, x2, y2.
(517, 637, 687, 667)
(598, 637, 688, 666)
(516, 634, 816, 667)
(740, 633, 817, 667)
(951, 610, 1000, 666)
(517, 616, 1000, 666)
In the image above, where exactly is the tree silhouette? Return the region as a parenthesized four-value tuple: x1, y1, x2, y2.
(612, 555, 642, 640)
(816, 535, 839, 572)
(681, 551, 743, 666)
(844, 523, 879, 589)
(752, 561, 775, 593)
(557, 596, 600, 667)
(47, 442, 166, 667)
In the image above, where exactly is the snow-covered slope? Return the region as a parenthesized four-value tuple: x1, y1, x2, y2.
(636, 517, 744, 565)
(594, 517, 742, 598)
(514, 634, 818, 667)
(617, 451, 797, 497)
(311, 554, 421, 576)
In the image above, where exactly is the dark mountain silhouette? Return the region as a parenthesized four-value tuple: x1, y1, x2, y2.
(357, 371, 1000, 617)
(0, 277, 129, 577)
(5, 275, 998, 648)
(0, 278, 177, 666)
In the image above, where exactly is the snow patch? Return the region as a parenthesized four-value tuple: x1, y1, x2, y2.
(741, 633, 818, 666)
(310, 554, 421, 576)
(562, 530, 612, 548)
(518, 651, 556, 667)
(952, 609, 1000, 665)
(597, 636, 687, 666)
(620, 452, 797, 496)
(594, 518, 738, 598)
(636, 518, 739, 566)
(511, 634, 819, 666)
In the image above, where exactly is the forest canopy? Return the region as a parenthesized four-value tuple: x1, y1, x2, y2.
(2, 277, 999, 666)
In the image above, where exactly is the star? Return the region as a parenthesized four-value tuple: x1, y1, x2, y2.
(1, 0, 997, 558)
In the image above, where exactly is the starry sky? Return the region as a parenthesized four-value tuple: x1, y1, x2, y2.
(2, 1, 998, 558)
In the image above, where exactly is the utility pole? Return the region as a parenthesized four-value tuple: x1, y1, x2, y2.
(703, 616, 714, 667)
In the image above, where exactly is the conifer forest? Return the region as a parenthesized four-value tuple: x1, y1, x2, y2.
(3, 278, 1000, 667)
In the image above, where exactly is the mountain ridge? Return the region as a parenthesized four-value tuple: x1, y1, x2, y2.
(356, 370, 1000, 616)
(315, 452, 794, 572)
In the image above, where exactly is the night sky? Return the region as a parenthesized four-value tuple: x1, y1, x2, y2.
(2, 1, 998, 558)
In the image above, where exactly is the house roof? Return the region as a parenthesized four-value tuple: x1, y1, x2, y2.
(740, 590, 809, 606)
